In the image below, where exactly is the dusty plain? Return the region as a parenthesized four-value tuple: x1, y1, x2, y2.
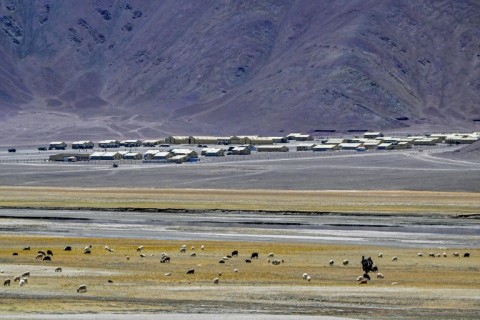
(0, 146, 479, 319)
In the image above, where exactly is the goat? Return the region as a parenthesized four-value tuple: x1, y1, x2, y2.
(21, 272, 30, 277)
(47, 250, 53, 256)
(245, 259, 251, 263)
(251, 252, 259, 259)
(186, 269, 195, 275)
(4, 279, 10, 286)
(77, 284, 87, 293)
(43, 256, 52, 261)
(464, 253, 470, 258)
(231, 250, 238, 257)
(63, 246, 72, 251)
(23, 246, 30, 251)
(55, 267, 62, 273)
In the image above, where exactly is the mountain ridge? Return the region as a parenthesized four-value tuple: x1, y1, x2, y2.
(0, 0, 478, 143)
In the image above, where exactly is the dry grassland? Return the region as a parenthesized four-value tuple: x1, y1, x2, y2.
(0, 235, 479, 318)
(0, 186, 479, 215)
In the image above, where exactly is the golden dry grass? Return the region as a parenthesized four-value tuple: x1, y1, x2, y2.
(0, 186, 479, 215)
(1, 235, 479, 317)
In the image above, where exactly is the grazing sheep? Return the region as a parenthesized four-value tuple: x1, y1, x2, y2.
(453, 252, 460, 257)
(137, 246, 144, 252)
(105, 246, 115, 253)
(186, 269, 195, 275)
(436, 253, 441, 258)
(234, 269, 238, 273)
(417, 253, 424, 257)
(306, 275, 311, 282)
(190, 252, 196, 257)
(77, 284, 87, 293)
(126, 256, 130, 260)
(377, 273, 385, 279)
(429, 253, 435, 257)
(251, 252, 259, 259)
(392, 256, 398, 261)
(443, 252, 447, 257)
(23, 246, 30, 251)
(378, 253, 383, 258)
(359, 279, 368, 285)
(271, 259, 281, 265)
(219, 259, 225, 264)
(19, 279, 26, 287)
(14, 276, 20, 282)
(47, 250, 53, 256)
(226, 255, 232, 259)
(391, 282, 398, 285)
(164, 272, 171, 276)
(43, 256, 52, 261)
(302, 273, 309, 280)
(356, 276, 364, 281)
(139, 254, 145, 258)
(12, 252, 18, 256)
(108, 280, 113, 283)
(38, 250, 46, 256)
(329, 260, 334, 266)
(4, 279, 10, 286)
(218, 272, 222, 276)
(161, 256, 171, 263)
(84, 248, 91, 254)
(231, 250, 238, 257)
(200, 245, 205, 250)
(36, 253, 44, 260)
(64, 246, 72, 251)
(191, 246, 195, 251)
(213, 277, 219, 284)
(180, 247, 186, 253)
(371, 265, 378, 272)
(363, 273, 371, 281)
(0, 270, 4, 273)
(245, 259, 251, 263)
(55, 267, 62, 273)
(464, 253, 470, 258)
(268, 253, 274, 257)
(21, 272, 30, 278)
(343, 259, 349, 266)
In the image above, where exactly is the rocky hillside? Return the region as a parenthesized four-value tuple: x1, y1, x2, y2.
(0, 0, 479, 143)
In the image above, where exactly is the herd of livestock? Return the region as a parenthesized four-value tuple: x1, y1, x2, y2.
(2, 244, 472, 293)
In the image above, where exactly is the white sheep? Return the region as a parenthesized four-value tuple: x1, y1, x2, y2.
(392, 256, 398, 261)
(137, 246, 144, 252)
(306, 275, 311, 282)
(268, 253, 274, 257)
(164, 272, 171, 276)
(213, 277, 219, 284)
(200, 245, 205, 250)
(19, 279, 26, 286)
(190, 252, 197, 257)
(377, 273, 385, 279)
(21, 271, 30, 278)
(329, 260, 334, 266)
(302, 273, 309, 280)
(378, 253, 383, 258)
(443, 252, 447, 257)
(234, 268, 238, 273)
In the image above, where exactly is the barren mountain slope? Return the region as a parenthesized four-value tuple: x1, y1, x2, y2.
(0, 0, 478, 143)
